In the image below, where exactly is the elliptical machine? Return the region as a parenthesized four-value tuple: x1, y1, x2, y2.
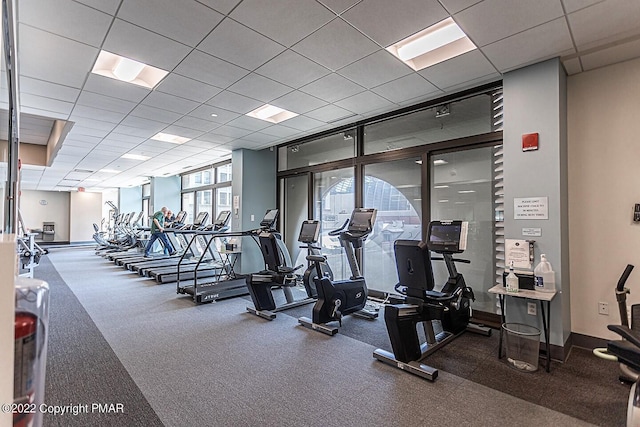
(245, 220, 327, 320)
(298, 208, 379, 336)
(373, 220, 490, 381)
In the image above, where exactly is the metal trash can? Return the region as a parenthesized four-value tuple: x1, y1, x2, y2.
(502, 323, 540, 372)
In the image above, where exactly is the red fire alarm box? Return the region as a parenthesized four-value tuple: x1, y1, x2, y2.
(522, 133, 539, 151)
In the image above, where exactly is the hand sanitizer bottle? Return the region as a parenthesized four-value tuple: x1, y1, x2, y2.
(534, 254, 555, 292)
(506, 262, 519, 293)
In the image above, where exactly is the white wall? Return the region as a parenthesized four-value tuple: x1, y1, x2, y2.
(69, 192, 102, 242)
(0, 236, 16, 427)
(568, 57, 640, 339)
(20, 190, 70, 241)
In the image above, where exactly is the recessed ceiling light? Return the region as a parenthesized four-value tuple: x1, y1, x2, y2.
(415, 160, 423, 165)
(433, 159, 448, 165)
(100, 169, 120, 174)
(458, 190, 476, 194)
(438, 199, 449, 203)
(211, 113, 218, 117)
(246, 104, 298, 124)
(91, 50, 168, 89)
(121, 153, 150, 161)
(434, 185, 449, 189)
(151, 132, 191, 144)
(386, 17, 476, 71)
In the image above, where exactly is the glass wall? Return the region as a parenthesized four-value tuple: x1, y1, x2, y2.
(278, 129, 356, 171)
(280, 175, 309, 268)
(363, 93, 492, 155)
(181, 160, 231, 227)
(197, 189, 213, 221)
(430, 147, 495, 313)
(215, 186, 232, 227)
(363, 158, 422, 293)
(314, 168, 354, 280)
(182, 193, 195, 223)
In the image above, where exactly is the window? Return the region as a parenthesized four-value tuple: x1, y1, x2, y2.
(217, 163, 232, 183)
(278, 130, 356, 171)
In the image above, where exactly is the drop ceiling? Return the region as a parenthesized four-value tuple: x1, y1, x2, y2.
(5, 0, 640, 191)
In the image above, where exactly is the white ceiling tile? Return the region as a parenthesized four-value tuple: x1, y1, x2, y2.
(581, 38, 640, 71)
(259, 125, 301, 138)
(19, 0, 112, 47)
(20, 77, 80, 103)
(316, 0, 361, 14)
(83, 74, 151, 103)
(20, 107, 69, 120)
(118, 0, 223, 47)
(159, 125, 205, 139)
(65, 134, 104, 145)
(104, 133, 147, 144)
(94, 143, 130, 154)
(142, 91, 200, 114)
(562, 56, 582, 75)
(342, 0, 449, 46)
(305, 104, 357, 122)
(198, 18, 286, 70)
(276, 115, 325, 131)
(225, 116, 273, 132)
(187, 139, 221, 149)
(299, 73, 366, 102)
(166, 145, 208, 154)
(67, 117, 117, 133)
(77, 91, 137, 114)
(120, 116, 167, 133)
(231, 0, 335, 47)
(207, 125, 253, 138)
(334, 91, 395, 114)
(271, 91, 328, 114)
(103, 19, 191, 71)
(424, 73, 497, 98)
(112, 124, 158, 138)
(227, 74, 292, 103)
(240, 132, 280, 144)
(19, 25, 99, 88)
(455, 0, 565, 47)
(70, 105, 127, 124)
(254, 50, 331, 88)
(562, 0, 603, 14)
(222, 139, 264, 150)
(292, 18, 379, 71)
(189, 105, 240, 123)
(482, 18, 574, 72)
(69, 125, 110, 138)
(438, 0, 482, 14)
(174, 50, 249, 88)
(130, 105, 183, 124)
(206, 90, 263, 114)
(73, 0, 120, 15)
(371, 74, 440, 104)
(195, 0, 243, 15)
(418, 50, 499, 89)
(171, 116, 220, 132)
(337, 50, 413, 88)
(99, 139, 138, 149)
(568, 0, 640, 50)
(190, 131, 234, 144)
(21, 93, 74, 115)
(155, 74, 222, 103)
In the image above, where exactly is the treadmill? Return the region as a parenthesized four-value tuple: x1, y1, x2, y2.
(176, 209, 280, 304)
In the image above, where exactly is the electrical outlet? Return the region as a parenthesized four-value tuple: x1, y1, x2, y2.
(598, 302, 609, 315)
(527, 302, 537, 316)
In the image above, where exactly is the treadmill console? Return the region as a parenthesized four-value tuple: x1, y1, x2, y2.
(260, 209, 279, 229)
(426, 220, 468, 254)
(298, 220, 320, 244)
(193, 211, 210, 227)
(214, 210, 231, 227)
(348, 208, 377, 234)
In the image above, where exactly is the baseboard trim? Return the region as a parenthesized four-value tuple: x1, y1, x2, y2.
(570, 332, 609, 351)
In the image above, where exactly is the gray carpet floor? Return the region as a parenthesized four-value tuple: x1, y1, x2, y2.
(37, 247, 627, 426)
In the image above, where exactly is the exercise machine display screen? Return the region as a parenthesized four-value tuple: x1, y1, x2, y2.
(427, 221, 468, 254)
(214, 210, 231, 226)
(260, 209, 279, 228)
(394, 240, 436, 292)
(298, 220, 320, 243)
(194, 211, 209, 226)
(349, 208, 377, 233)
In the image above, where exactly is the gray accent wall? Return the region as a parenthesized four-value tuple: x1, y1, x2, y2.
(231, 148, 276, 273)
(119, 186, 142, 215)
(503, 58, 570, 348)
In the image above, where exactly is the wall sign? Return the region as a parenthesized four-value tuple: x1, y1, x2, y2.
(522, 227, 542, 237)
(514, 197, 548, 220)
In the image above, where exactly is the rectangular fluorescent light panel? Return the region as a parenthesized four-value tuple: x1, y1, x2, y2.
(151, 132, 191, 144)
(386, 17, 476, 71)
(91, 50, 168, 89)
(434, 185, 449, 189)
(246, 104, 298, 124)
(433, 159, 448, 165)
(121, 153, 150, 161)
(100, 169, 120, 174)
(458, 190, 476, 194)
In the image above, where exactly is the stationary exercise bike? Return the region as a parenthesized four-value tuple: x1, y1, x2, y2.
(373, 220, 491, 381)
(298, 208, 379, 336)
(245, 221, 326, 320)
(593, 265, 640, 426)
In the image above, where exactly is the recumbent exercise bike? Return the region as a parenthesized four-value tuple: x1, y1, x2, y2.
(373, 220, 490, 381)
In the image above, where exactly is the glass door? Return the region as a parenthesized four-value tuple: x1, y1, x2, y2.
(430, 146, 496, 313)
(363, 158, 422, 293)
(280, 174, 309, 268)
(314, 168, 354, 280)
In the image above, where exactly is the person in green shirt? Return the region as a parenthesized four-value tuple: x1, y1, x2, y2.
(144, 207, 176, 257)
